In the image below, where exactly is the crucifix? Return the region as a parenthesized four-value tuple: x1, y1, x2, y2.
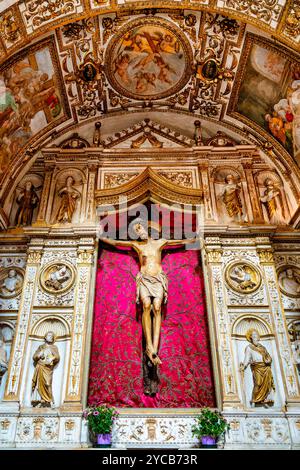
(100, 219, 197, 395)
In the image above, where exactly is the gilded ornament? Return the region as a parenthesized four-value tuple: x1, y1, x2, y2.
(104, 173, 139, 189)
(0, 419, 10, 431)
(158, 171, 193, 188)
(223, 0, 282, 25)
(27, 251, 42, 264)
(206, 250, 223, 263)
(258, 250, 274, 264)
(62, 21, 84, 40)
(22, 0, 81, 30)
(0, 11, 21, 46)
(78, 249, 94, 264)
(225, 261, 261, 294)
(284, 2, 300, 38)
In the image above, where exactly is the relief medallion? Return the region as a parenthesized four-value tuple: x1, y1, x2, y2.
(105, 17, 193, 101)
(277, 265, 300, 298)
(0, 267, 24, 299)
(225, 261, 262, 294)
(40, 262, 75, 295)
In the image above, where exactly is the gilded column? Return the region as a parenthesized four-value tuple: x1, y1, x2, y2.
(86, 163, 98, 222)
(242, 161, 264, 224)
(63, 238, 96, 410)
(204, 237, 242, 408)
(3, 240, 43, 405)
(198, 163, 214, 221)
(256, 238, 300, 406)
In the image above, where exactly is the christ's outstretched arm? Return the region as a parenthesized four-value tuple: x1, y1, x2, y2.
(100, 237, 135, 248)
(163, 237, 198, 247)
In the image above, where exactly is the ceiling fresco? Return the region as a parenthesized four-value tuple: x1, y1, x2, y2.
(104, 17, 193, 100)
(229, 34, 300, 158)
(0, 1, 299, 203)
(0, 37, 70, 170)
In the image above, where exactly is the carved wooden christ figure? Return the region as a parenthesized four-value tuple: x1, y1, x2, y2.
(101, 220, 196, 394)
(240, 329, 275, 407)
(31, 331, 60, 408)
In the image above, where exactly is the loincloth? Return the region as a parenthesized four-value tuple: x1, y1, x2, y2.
(136, 271, 168, 299)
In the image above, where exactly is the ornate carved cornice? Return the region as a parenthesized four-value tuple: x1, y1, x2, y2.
(0, 1, 298, 60)
(95, 167, 203, 207)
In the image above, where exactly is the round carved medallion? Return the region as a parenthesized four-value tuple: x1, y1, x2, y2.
(105, 17, 193, 101)
(277, 265, 300, 298)
(0, 267, 24, 299)
(225, 261, 262, 294)
(40, 261, 75, 295)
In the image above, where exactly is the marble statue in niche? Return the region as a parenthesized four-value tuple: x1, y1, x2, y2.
(240, 329, 275, 407)
(56, 176, 81, 224)
(226, 262, 261, 294)
(278, 266, 300, 297)
(15, 181, 39, 227)
(31, 331, 60, 408)
(221, 174, 243, 222)
(260, 178, 285, 225)
(0, 268, 23, 298)
(41, 263, 74, 294)
(0, 334, 8, 385)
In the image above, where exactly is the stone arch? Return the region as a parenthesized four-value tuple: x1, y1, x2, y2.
(232, 315, 273, 339)
(31, 317, 70, 340)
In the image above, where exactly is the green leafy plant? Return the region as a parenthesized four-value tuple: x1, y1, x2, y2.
(83, 404, 118, 435)
(192, 408, 230, 439)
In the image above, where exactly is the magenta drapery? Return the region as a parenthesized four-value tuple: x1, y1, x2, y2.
(88, 247, 216, 407)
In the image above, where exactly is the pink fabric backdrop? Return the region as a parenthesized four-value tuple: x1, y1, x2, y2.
(88, 247, 216, 407)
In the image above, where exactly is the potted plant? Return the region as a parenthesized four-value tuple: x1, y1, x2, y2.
(192, 408, 230, 448)
(83, 404, 118, 448)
